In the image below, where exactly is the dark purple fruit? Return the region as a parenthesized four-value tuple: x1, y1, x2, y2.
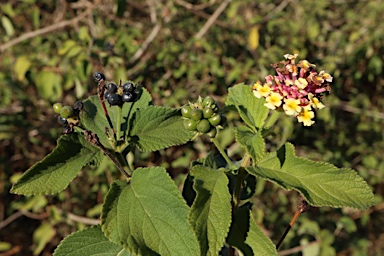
(107, 93, 122, 106)
(123, 82, 134, 93)
(93, 72, 105, 83)
(107, 83, 118, 93)
(104, 91, 111, 100)
(122, 92, 133, 102)
(58, 116, 68, 125)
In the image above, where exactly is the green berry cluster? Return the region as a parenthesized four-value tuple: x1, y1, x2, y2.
(53, 101, 83, 134)
(181, 96, 225, 138)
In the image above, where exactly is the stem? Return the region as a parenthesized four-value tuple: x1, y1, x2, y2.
(211, 138, 235, 170)
(265, 110, 281, 128)
(116, 106, 122, 147)
(116, 152, 133, 176)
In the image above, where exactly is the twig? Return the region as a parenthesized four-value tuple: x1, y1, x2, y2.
(278, 241, 319, 256)
(129, 23, 162, 64)
(0, 1, 97, 52)
(194, 0, 231, 39)
(84, 130, 131, 178)
(0, 211, 23, 230)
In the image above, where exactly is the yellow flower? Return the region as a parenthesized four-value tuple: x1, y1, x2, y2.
(308, 93, 325, 109)
(253, 82, 271, 98)
(297, 106, 315, 126)
(283, 98, 302, 116)
(294, 78, 308, 89)
(264, 92, 283, 109)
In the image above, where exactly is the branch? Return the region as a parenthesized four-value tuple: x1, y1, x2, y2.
(194, 0, 231, 39)
(0, 2, 97, 52)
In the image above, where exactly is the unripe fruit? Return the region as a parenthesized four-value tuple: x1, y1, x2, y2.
(203, 96, 215, 107)
(208, 114, 221, 126)
(190, 108, 203, 121)
(60, 106, 74, 119)
(197, 119, 211, 133)
(53, 103, 63, 114)
(203, 107, 214, 119)
(181, 105, 193, 118)
(184, 119, 197, 131)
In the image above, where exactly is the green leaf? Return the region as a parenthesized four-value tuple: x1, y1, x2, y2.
(235, 126, 265, 164)
(1, 16, 14, 36)
(129, 106, 195, 152)
(227, 206, 277, 255)
(14, 55, 32, 81)
(11, 133, 103, 195)
(101, 167, 199, 256)
(226, 83, 269, 129)
(34, 71, 62, 101)
(33, 222, 56, 255)
(54, 225, 132, 256)
(80, 87, 152, 149)
(189, 165, 232, 256)
(247, 143, 375, 209)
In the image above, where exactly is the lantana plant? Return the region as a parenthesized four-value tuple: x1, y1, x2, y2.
(11, 54, 375, 255)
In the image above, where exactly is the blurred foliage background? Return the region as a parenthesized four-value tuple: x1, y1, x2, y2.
(0, 0, 383, 255)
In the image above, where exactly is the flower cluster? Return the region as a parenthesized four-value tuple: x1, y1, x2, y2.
(252, 54, 332, 126)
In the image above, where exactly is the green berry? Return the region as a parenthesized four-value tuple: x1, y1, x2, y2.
(53, 103, 63, 114)
(206, 127, 217, 138)
(181, 105, 193, 118)
(184, 119, 197, 131)
(203, 96, 215, 107)
(208, 114, 221, 126)
(190, 108, 203, 121)
(203, 107, 214, 119)
(197, 119, 211, 133)
(60, 106, 74, 119)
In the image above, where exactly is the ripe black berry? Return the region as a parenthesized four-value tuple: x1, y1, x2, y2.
(107, 83, 118, 93)
(107, 93, 122, 106)
(63, 124, 74, 134)
(93, 72, 105, 83)
(123, 82, 134, 93)
(122, 92, 133, 102)
(104, 91, 111, 100)
(58, 116, 68, 125)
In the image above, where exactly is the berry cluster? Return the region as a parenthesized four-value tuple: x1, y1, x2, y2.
(53, 101, 83, 134)
(181, 96, 225, 138)
(104, 81, 137, 106)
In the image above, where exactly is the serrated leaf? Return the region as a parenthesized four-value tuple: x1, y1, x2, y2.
(14, 55, 31, 81)
(235, 126, 265, 164)
(11, 133, 103, 195)
(101, 167, 199, 256)
(189, 165, 232, 256)
(80, 87, 152, 149)
(227, 206, 276, 255)
(129, 106, 195, 152)
(53, 225, 132, 256)
(245, 212, 278, 256)
(226, 83, 269, 129)
(247, 143, 375, 209)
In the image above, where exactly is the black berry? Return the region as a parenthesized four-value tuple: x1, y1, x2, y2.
(74, 101, 84, 111)
(122, 92, 133, 102)
(93, 72, 105, 83)
(108, 93, 122, 106)
(58, 116, 68, 125)
(104, 91, 111, 100)
(123, 82, 134, 93)
(107, 83, 118, 93)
